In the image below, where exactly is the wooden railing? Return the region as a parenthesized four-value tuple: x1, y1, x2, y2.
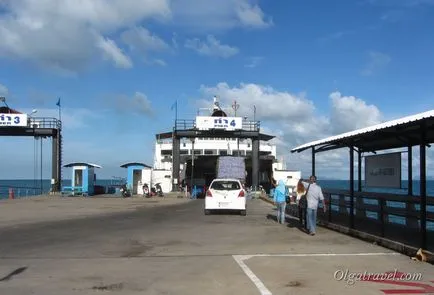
(287, 189, 434, 251)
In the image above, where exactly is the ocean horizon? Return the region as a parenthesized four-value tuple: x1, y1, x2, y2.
(1, 179, 434, 198)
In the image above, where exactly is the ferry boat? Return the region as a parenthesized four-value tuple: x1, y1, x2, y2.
(149, 96, 300, 195)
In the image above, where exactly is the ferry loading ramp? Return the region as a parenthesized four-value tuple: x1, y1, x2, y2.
(291, 109, 434, 251)
(156, 119, 276, 191)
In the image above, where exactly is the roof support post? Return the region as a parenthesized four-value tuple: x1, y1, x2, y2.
(349, 145, 355, 229)
(51, 130, 61, 192)
(172, 134, 180, 192)
(358, 150, 362, 192)
(311, 146, 316, 177)
(419, 122, 427, 249)
(408, 145, 413, 195)
(406, 145, 418, 228)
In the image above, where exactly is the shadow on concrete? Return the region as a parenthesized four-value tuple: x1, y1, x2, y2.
(0, 267, 28, 282)
(266, 213, 310, 234)
(207, 210, 245, 216)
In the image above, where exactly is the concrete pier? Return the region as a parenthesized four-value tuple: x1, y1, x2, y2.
(0, 197, 433, 295)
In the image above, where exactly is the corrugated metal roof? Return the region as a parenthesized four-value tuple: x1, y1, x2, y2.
(120, 162, 152, 168)
(291, 109, 434, 153)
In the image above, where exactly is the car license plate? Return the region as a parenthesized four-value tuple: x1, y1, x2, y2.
(219, 202, 229, 208)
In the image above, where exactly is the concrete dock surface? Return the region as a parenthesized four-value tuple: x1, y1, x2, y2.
(0, 196, 433, 295)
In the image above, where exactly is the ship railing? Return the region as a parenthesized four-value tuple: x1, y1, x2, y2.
(286, 189, 434, 252)
(174, 119, 260, 131)
(28, 117, 62, 129)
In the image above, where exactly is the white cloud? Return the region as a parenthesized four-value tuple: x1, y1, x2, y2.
(235, 1, 273, 28)
(361, 51, 391, 76)
(195, 82, 399, 178)
(318, 30, 354, 44)
(0, 0, 170, 72)
(329, 91, 383, 133)
(0, 83, 8, 96)
(245, 56, 264, 68)
(199, 82, 315, 121)
(151, 59, 167, 66)
(113, 92, 153, 116)
(121, 26, 170, 53)
(185, 35, 239, 58)
(96, 36, 133, 69)
(0, 0, 271, 72)
(20, 107, 102, 130)
(170, 0, 272, 32)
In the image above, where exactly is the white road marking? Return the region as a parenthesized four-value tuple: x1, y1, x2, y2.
(233, 252, 401, 295)
(250, 252, 400, 257)
(233, 255, 272, 295)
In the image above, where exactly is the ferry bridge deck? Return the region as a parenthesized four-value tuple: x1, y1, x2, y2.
(0, 106, 62, 192)
(290, 109, 434, 254)
(156, 119, 275, 191)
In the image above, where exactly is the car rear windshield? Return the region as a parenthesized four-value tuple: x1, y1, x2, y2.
(211, 181, 241, 191)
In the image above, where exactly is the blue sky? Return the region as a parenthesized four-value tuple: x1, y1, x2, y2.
(0, 0, 433, 180)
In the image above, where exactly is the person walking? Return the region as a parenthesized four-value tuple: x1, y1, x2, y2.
(298, 176, 326, 235)
(296, 181, 307, 229)
(273, 180, 287, 224)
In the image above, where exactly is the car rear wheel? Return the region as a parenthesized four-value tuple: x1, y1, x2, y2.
(204, 209, 211, 215)
(240, 210, 246, 216)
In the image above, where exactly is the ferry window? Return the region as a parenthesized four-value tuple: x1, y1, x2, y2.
(204, 149, 216, 155)
(161, 150, 172, 155)
(219, 150, 228, 155)
(194, 150, 202, 155)
(180, 150, 188, 155)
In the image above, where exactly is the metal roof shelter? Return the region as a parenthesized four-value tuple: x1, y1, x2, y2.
(291, 109, 434, 153)
(290, 109, 434, 249)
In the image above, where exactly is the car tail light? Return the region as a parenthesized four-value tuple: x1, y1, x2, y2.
(238, 190, 245, 197)
(206, 190, 212, 197)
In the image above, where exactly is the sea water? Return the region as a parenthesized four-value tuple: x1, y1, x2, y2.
(1, 179, 433, 230)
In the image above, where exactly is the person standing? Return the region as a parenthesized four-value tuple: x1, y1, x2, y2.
(273, 180, 287, 224)
(298, 176, 326, 235)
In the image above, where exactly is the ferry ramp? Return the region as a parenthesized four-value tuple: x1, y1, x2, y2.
(0, 197, 433, 295)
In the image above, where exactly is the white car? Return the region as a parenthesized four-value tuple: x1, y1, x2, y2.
(204, 178, 247, 216)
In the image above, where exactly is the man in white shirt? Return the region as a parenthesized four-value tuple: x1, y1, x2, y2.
(299, 176, 327, 235)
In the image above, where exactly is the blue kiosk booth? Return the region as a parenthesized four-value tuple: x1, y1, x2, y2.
(62, 162, 102, 196)
(120, 162, 152, 195)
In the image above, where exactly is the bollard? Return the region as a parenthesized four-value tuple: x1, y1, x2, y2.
(8, 188, 14, 199)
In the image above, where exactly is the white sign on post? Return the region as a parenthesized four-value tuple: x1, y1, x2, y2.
(0, 113, 28, 127)
(196, 116, 242, 131)
(365, 152, 402, 188)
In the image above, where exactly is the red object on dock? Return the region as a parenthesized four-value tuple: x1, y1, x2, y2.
(8, 188, 14, 199)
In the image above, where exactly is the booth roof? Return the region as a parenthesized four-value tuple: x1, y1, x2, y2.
(64, 162, 102, 168)
(120, 162, 152, 168)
